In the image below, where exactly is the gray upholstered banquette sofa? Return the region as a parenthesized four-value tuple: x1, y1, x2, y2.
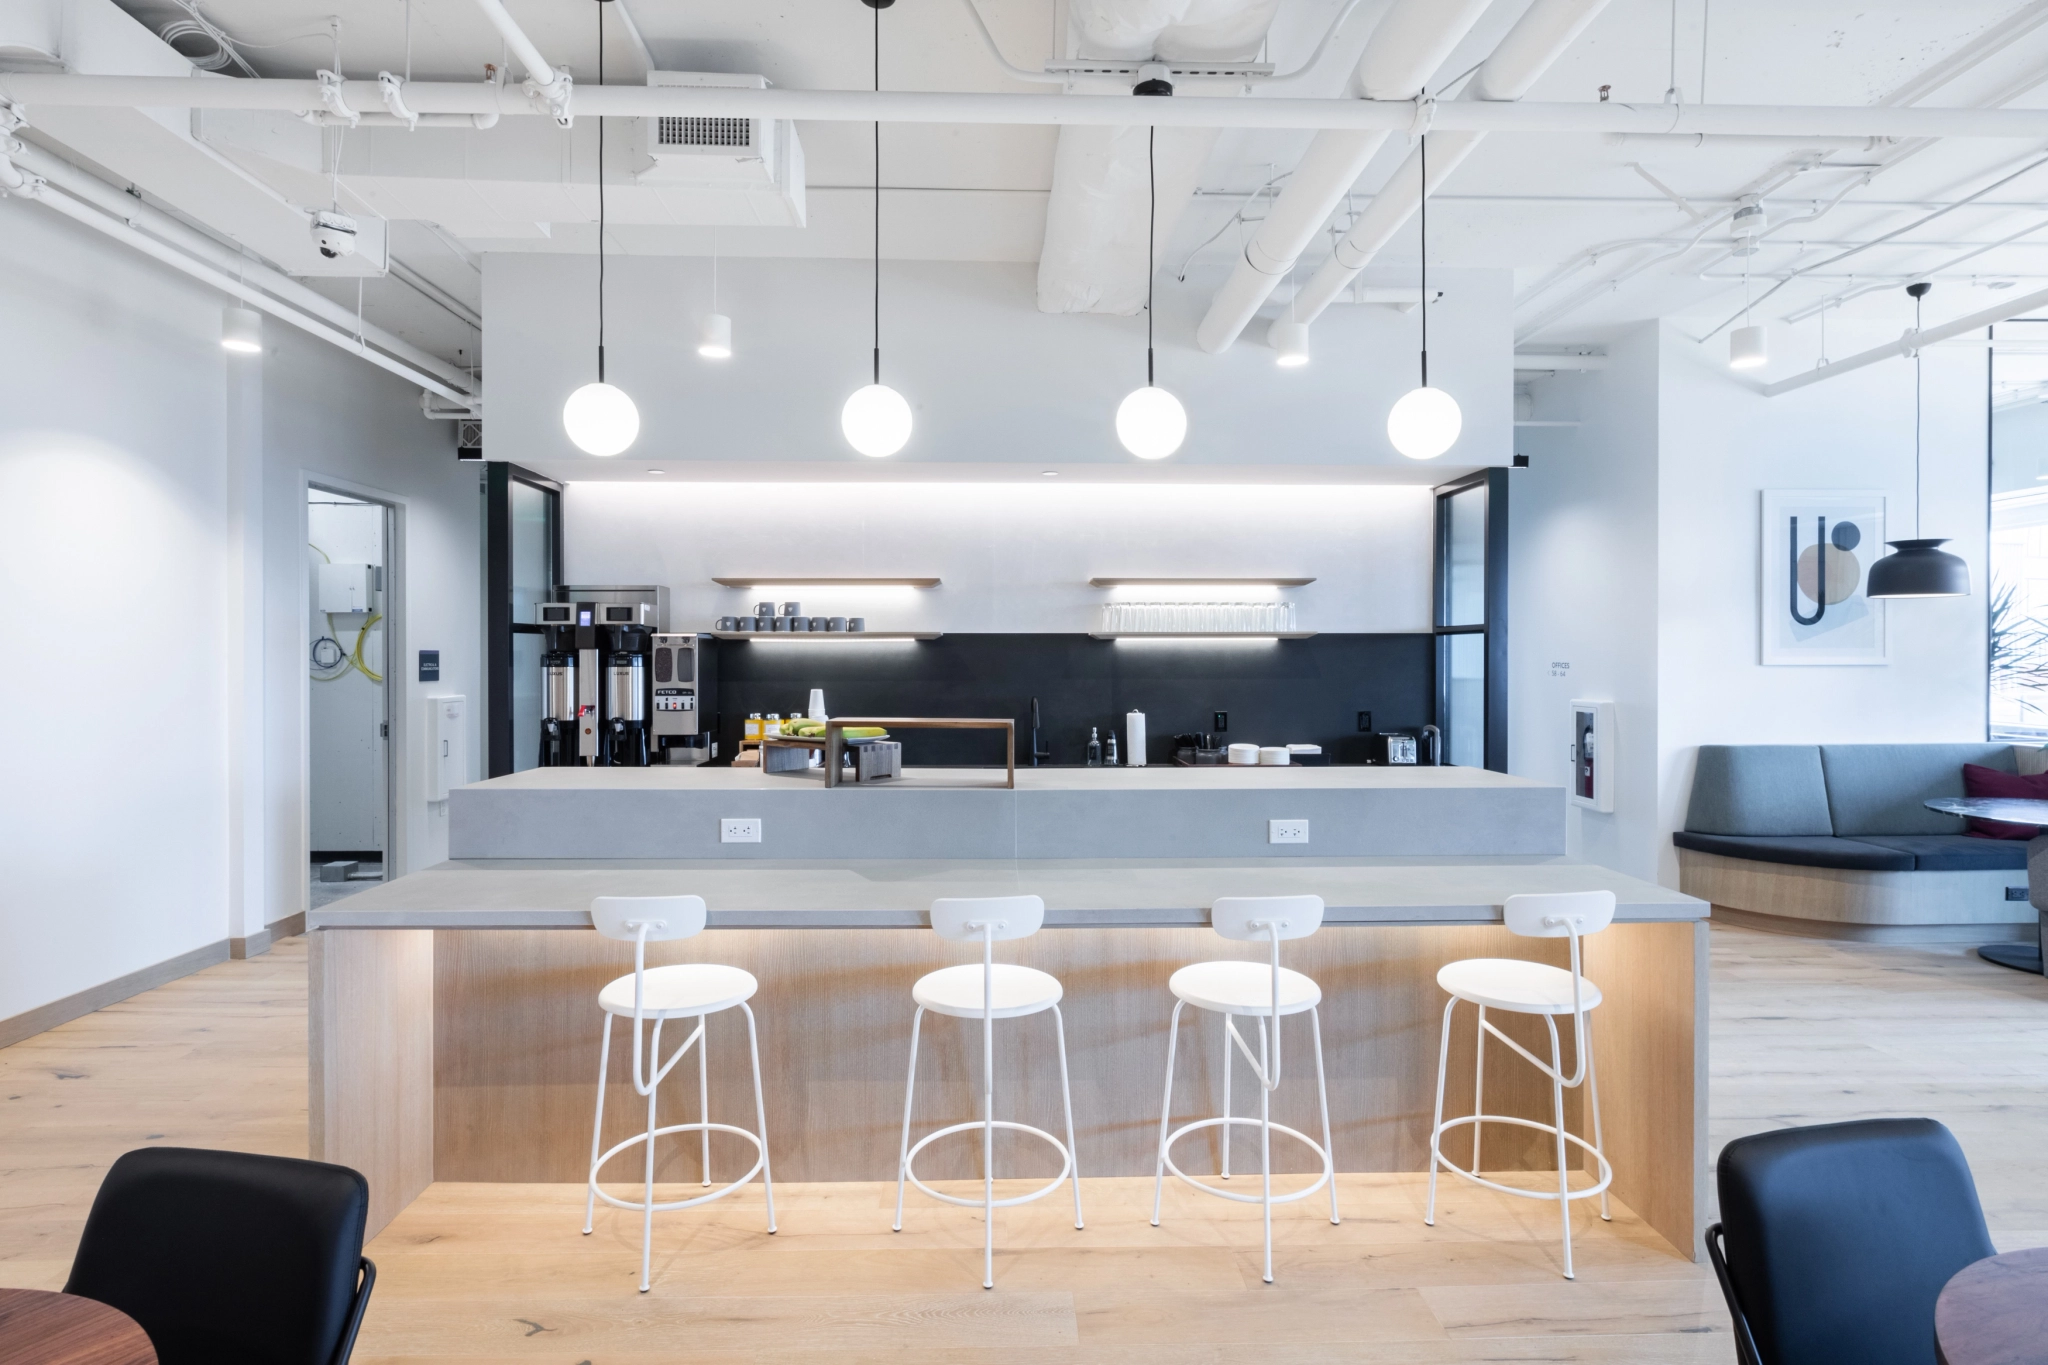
(1674, 744, 2042, 942)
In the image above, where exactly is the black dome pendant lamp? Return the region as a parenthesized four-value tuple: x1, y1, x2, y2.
(1867, 282, 1970, 600)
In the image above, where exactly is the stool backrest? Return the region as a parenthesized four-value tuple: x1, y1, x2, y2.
(930, 895, 1044, 941)
(1502, 890, 1615, 938)
(1211, 895, 1324, 942)
(592, 895, 706, 942)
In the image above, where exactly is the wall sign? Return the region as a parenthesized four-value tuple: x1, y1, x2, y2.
(1760, 489, 1888, 666)
(419, 649, 441, 682)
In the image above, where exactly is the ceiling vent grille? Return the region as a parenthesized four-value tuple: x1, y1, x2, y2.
(658, 116, 751, 149)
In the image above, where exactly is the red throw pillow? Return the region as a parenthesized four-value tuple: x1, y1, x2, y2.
(1961, 762, 2048, 839)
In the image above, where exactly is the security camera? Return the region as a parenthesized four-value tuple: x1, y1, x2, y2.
(310, 209, 358, 259)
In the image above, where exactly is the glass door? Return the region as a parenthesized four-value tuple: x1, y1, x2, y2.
(485, 464, 562, 775)
(1433, 470, 1509, 771)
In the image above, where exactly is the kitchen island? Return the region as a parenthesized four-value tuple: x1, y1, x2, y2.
(310, 764, 1708, 1263)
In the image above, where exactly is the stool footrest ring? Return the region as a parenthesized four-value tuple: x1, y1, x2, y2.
(590, 1122, 767, 1214)
(1429, 1114, 1613, 1202)
(902, 1119, 1074, 1211)
(1161, 1116, 1333, 1207)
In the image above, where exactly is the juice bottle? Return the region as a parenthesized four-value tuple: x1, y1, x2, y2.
(744, 713, 762, 743)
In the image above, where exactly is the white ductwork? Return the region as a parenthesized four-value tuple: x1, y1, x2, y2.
(1037, 0, 1279, 314)
(1288, 0, 1611, 328)
(466, 0, 571, 125)
(1191, 0, 1496, 354)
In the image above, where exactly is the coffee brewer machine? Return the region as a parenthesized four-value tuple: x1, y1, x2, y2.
(650, 634, 715, 765)
(534, 586, 668, 767)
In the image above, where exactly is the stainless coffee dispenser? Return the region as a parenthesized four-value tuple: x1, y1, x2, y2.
(534, 587, 668, 767)
(650, 633, 715, 764)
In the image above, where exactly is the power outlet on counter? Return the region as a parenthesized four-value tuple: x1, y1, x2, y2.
(1268, 819, 1309, 845)
(721, 817, 763, 844)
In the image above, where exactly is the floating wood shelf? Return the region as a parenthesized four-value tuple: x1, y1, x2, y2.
(1089, 631, 1318, 640)
(1088, 577, 1315, 587)
(709, 631, 941, 642)
(713, 577, 941, 588)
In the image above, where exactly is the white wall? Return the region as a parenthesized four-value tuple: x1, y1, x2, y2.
(486, 255, 1514, 477)
(0, 192, 234, 1019)
(0, 188, 481, 1023)
(1509, 324, 1663, 880)
(1508, 320, 1991, 887)
(564, 480, 1435, 634)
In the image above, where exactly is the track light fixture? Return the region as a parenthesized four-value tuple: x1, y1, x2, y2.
(562, 0, 638, 457)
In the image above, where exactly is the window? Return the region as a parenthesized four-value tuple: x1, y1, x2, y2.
(486, 464, 563, 775)
(1433, 470, 1508, 770)
(1990, 320, 2048, 740)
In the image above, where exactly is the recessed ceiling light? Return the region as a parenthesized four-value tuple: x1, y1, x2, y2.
(1042, 470, 1058, 477)
(646, 469, 664, 475)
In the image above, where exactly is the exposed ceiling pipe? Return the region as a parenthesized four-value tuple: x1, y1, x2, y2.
(20, 73, 2048, 139)
(9, 140, 478, 399)
(1037, 0, 1280, 315)
(1190, 0, 1497, 354)
(1756, 286, 2047, 396)
(1287, 0, 1612, 331)
(463, 0, 571, 125)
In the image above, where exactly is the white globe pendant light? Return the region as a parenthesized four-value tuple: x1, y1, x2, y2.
(560, 5, 637, 456)
(1116, 384, 1187, 460)
(1388, 123, 1460, 460)
(842, 381, 913, 458)
(1117, 122, 1186, 460)
(1388, 384, 1462, 461)
(843, 0, 912, 457)
(563, 380, 640, 456)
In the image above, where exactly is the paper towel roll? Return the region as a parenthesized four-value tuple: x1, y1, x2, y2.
(1126, 710, 1147, 768)
(1227, 743, 1260, 765)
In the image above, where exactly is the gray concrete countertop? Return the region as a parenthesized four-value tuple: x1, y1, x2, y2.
(466, 765, 1551, 793)
(312, 856, 1704, 930)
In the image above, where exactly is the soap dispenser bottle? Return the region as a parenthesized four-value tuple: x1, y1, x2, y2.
(1086, 727, 1102, 767)
(1106, 730, 1119, 766)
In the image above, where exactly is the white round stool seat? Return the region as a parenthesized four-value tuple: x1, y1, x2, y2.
(598, 963, 758, 1019)
(1169, 960, 1322, 1017)
(1436, 958, 1602, 1015)
(911, 963, 1062, 1019)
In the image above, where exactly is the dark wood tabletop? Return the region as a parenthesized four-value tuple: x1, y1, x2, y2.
(1937, 1247, 2048, 1365)
(0, 1289, 155, 1365)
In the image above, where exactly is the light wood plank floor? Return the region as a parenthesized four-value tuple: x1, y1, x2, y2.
(1, 925, 2044, 1363)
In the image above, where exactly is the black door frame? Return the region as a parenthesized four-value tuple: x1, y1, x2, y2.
(484, 462, 564, 777)
(1432, 467, 1509, 772)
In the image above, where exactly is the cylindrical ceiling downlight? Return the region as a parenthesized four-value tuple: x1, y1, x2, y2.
(221, 306, 263, 354)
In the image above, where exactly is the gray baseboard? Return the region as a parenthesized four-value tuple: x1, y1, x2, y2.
(0, 939, 232, 1049)
(1710, 903, 2041, 946)
(231, 911, 308, 961)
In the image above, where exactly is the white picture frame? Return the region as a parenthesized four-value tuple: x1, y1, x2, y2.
(1760, 489, 1888, 666)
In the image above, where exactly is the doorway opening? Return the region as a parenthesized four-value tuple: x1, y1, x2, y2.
(308, 485, 394, 908)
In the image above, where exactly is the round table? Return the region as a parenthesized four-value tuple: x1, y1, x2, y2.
(1923, 798, 2048, 976)
(0, 1289, 155, 1365)
(1937, 1247, 2048, 1365)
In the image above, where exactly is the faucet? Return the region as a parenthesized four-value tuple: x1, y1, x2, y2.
(1420, 724, 1442, 766)
(1030, 698, 1052, 766)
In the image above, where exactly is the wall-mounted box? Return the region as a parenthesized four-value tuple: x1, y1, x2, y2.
(1568, 699, 1616, 813)
(318, 562, 376, 613)
(426, 695, 467, 802)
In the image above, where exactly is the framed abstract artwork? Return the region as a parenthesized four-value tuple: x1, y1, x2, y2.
(1760, 490, 1887, 665)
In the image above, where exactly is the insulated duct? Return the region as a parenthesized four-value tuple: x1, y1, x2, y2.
(1288, 0, 1611, 328)
(1191, 0, 1496, 354)
(1036, 0, 1279, 315)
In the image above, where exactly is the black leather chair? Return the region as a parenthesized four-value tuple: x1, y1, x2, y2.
(1706, 1118, 1994, 1365)
(65, 1147, 375, 1365)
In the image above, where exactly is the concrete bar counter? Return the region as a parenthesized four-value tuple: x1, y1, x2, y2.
(309, 765, 1707, 1264)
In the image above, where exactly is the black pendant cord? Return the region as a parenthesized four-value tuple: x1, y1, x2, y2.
(1147, 123, 1156, 387)
(1914, 290, 1923, 539)
(1418, 116, 1428, 389)
(595, 0, 607, 383)
(872, 1, 881, 385)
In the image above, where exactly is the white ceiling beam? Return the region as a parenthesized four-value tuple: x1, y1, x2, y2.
(1758, 287, 2048, 397)
(16, 75, 2048, 139)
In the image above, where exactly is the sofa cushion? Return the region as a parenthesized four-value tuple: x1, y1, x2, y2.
(1672, 831, 1913, 871)
(1818, 744, 2019, 836)
(1855, 835, 2032, 873)
(1685, 746, 1833, 836)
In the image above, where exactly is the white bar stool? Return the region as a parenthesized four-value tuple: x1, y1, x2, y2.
(1425, 889, 1615, 1279)
(581, 895, 775, 1293)
(1151, 895, 1338, 1285)
(893, 895, 1083, 1290)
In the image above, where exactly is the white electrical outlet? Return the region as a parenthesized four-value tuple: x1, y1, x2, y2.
(1268, 819, 1309, 845)
(721, 817, 762, 844)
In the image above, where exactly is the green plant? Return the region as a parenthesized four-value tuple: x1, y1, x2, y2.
(1989, 577, 2048, 692)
